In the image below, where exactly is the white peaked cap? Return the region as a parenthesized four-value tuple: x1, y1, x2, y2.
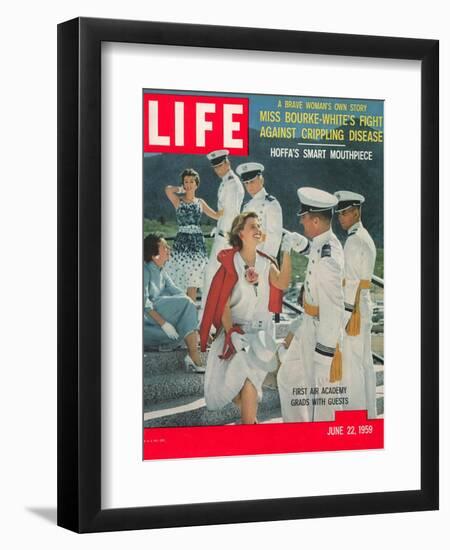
(206, 150, 229, 166)
(236, 162, 264, 182)
(297, 187, 338, 215)
(334, 190, 365, 212)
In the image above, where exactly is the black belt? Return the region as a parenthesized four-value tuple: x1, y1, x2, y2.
(217, 230, 225, 237)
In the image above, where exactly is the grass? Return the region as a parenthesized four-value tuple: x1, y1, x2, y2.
(374, 248, 383, 278)
(144, 219, 213, 238)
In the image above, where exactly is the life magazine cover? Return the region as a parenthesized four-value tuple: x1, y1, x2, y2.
(143, 90, 384, 460)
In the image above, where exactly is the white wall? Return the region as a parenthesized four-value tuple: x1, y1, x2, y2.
(1, 0, 448, 546)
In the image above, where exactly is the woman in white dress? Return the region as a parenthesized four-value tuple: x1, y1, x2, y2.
(200, 212, 291, 424)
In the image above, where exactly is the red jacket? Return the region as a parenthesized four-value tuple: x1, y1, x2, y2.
(199, 248, 283, 351)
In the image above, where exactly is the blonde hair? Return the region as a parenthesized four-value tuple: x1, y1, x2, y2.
(228, 212, 259, 249)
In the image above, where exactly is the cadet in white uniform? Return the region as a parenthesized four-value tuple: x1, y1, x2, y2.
(201, 150, 245, 306)
(278, 187, 345, 422)
(237, 162, 283, 258)
(335, 191, 377, 418)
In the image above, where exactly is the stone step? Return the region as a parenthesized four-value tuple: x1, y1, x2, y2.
(144, 371, 205, 405)
(376, 386, 384, 416)
(227, 408, 282, 425)
(257, 415, 283, 424)
(145, 349, 384, 384)
(144, 387, 281, 428)
(144, 357, 384, 412)
(375, 363, 384, 387)
(144, 388, 383, 427)
(376, 398, 384, 416)
(144, 350, 209, 377)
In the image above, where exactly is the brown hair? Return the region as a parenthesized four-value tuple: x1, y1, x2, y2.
(180, 168, 200, 188)
(144, 233, 163, 262)
(228, 212, 259, 249)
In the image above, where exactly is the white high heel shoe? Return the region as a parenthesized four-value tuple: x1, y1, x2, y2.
(184, 355, 206, 373)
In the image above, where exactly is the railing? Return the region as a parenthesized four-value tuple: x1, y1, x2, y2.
(282, 275, 384, 364)
(371, 274, 384, 288)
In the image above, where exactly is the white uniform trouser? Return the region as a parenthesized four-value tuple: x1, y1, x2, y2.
(277, 316, 342, 422)
(200, 234, 229, 312)
(341, 311, 377, 419)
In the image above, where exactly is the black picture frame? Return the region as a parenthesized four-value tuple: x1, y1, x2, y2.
(57, 17, 439, 533)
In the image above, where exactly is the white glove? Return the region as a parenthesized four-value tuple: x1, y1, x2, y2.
(281, 231, 294, 253)
(161, 322, 179, 340)
(290, 232, 309, 254)
(230, 332, 248, 352)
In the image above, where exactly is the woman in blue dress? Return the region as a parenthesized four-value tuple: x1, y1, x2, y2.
(144, 233, 204, 372)
(164, 168, 222, 302)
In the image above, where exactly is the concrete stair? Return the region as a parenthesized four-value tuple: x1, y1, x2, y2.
(375, 363, 384, 415)
(144, 322, 384, 427)
(144, 389, 281, 427)
(144, 349, 281, 426)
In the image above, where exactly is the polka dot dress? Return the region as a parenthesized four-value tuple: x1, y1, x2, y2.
(165, 199, 207, 290)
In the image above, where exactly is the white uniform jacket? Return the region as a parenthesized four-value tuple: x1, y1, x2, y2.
(216, 169, 245, 238)
(278, 229, 345, 422)
(303, 229, 345, 368)
(343, 221, 377, 323)
(242, 188, 282, 258)
(342, 221, 377, 418)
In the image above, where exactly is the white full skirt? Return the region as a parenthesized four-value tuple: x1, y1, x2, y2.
(204, 328, 276, 411)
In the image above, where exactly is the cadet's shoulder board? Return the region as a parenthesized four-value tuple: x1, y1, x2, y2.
(266, 194, 276, 202)
(348, 229, 358, 237)
(321, 243, 331, 258)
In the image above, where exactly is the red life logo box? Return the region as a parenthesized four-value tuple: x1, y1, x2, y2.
(143, 93, 249, 155)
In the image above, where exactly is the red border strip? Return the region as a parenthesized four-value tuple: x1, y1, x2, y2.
(144, 410, 383, 460)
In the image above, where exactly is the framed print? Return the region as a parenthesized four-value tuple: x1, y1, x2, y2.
(57, 17, 439, 533)
(141, 89, 385, 460)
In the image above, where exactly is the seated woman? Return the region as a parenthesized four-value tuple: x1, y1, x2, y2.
(144, 233, 204, 373)
(199, 212, 292, 424)
(164, 168, 222, 302)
